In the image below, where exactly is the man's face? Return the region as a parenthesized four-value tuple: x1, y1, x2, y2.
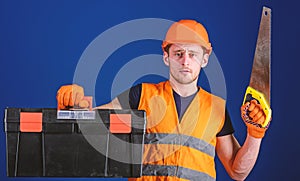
(164, 43, 209, 85)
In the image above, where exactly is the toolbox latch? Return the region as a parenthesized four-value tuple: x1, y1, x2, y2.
(110, 114, 131, 133)
(20, 112, 43, 132)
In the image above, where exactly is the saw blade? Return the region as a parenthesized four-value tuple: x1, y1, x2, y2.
(249, 7, 271, 105)
(243, 7, 272, 128)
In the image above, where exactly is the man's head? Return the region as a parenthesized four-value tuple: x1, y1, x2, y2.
(162, 20, 211, 85)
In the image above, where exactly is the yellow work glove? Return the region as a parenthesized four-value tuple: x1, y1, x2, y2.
(56, 84, 88, 110)
(241, 100, 270, 138)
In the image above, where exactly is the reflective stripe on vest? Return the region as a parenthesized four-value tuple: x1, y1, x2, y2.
(145, 133, 215, 157)
(142, 164, 215, 181)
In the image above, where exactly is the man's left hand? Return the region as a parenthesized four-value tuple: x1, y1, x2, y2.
(241, 100, 270, 138)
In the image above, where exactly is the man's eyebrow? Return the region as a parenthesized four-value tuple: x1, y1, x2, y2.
(172, 49, 201, 53)
(172, 49, 185, 52)
(188, 50, 201, 53)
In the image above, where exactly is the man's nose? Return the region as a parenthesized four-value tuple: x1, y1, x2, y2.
(181, 53, 190, 66)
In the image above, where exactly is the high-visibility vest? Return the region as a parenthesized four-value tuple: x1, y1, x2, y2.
(129, 81, 225, 181)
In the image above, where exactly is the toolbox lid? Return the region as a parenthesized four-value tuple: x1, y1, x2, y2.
(4, 108, 146, 134)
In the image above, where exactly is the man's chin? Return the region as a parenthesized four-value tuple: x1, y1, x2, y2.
(174, 77, 198, 85)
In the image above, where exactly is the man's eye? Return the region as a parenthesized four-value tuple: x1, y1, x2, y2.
(190, 53, 196, 57)
(175, 52, 182, 57)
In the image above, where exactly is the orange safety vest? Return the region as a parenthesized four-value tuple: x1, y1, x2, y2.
(129, 81, 225, 181)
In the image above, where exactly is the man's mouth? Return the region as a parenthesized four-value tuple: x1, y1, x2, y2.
(180, 69, 191, 73)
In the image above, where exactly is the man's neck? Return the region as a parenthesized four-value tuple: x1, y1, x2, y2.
(169, 79, 198, 97)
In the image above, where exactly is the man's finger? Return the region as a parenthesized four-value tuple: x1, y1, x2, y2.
(57, 88, 66, 109)
(241, 102, 250, 111)
(74, 91, 84, 105)
(249, 106, 260, 118)
(58, 103, 65, 110)
(79, 100, 89, 108)
(64, 91, 72, 107)
(69, 91, 74, 107)
(59, 88, 68, 108)
(248, 100, 258, 111)
(253, 110, 263, 121)
(256, 115, 266, 125)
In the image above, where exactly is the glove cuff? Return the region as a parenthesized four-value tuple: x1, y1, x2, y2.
(247, 124, 266, 138)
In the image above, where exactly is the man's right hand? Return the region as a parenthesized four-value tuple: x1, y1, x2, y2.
(56, 84, 85, 109)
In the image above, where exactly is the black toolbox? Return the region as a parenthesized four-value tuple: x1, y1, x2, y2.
(4, 108, 146, 178)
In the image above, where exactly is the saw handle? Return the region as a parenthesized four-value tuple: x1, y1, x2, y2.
(243, 86, 272, 128)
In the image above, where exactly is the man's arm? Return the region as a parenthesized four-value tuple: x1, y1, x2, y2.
(94, 97, 123, 109)
(94, 84, 141, 110)
(217, 100, 269, 180)
(216, 134, 262, 181)
(56, 84, 125, 110)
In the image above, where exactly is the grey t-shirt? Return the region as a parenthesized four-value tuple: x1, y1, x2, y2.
(173, 90, 197, 121)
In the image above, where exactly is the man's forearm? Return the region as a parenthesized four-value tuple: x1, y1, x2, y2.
(231, 134, 262, 180)
(94, 97, 122, 109)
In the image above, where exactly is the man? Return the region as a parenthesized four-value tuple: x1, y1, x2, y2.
(57, 20, 269, 181)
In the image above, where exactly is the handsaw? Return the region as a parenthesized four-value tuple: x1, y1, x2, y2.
(243, 6, 272, 128)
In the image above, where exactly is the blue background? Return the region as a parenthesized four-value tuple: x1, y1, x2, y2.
(1, 0, 299, 180)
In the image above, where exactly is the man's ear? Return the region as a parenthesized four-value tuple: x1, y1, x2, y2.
(163, 51, 169, 66)
(201, 53, 209, 68)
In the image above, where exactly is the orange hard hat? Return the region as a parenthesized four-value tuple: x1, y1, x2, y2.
(162, 19, 212, 55)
